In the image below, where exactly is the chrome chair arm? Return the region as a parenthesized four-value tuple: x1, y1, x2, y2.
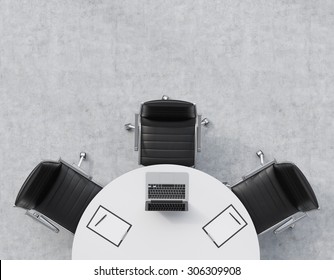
(134, 113, 139, 151)
(197, 115, 202, 152)
(274, 213, 307, 234)
(26, 210, 59, 233)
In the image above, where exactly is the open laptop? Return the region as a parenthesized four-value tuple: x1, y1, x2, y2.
(145, 172, 189, 211)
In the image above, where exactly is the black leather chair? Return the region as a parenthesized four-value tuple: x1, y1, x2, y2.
(125, 95, 209, 166)
(231, 151, 319, 235)
(14, 153, 102, 234)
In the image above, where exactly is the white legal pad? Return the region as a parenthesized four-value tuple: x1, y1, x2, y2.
(87, 205, 132, 247)
(203, 204, 247, 247)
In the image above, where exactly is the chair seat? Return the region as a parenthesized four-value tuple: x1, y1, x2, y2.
(232, 165, 298, 234)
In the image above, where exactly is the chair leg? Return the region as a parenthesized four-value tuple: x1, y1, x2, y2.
(256, 150, 264, 165)
(73, 152, 91, 178)
(125, 123, 135, 130)
(201, 118, 210, 126)
(77, 152, 86, 168)
(223, 182, 232, 189)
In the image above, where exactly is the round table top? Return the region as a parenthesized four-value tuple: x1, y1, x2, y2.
(72, 164, 260, 259)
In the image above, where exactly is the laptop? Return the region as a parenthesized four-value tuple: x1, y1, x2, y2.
(145, 172, 189, 211)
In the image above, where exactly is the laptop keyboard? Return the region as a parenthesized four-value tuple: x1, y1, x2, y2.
(146, 201, 187, 211)
(148, 184, 186, 199)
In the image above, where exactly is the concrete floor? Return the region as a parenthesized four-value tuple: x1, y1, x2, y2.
(1, 0, 333, 259)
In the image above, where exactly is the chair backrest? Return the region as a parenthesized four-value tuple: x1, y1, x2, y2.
(139, 99, 197, 166)
(232, 163, 298, 234)
(274, 163, 319, 212)
(15, 160, 102, 233)
(232, 161, 319, 234)
(141, 100, 197, 121)
(15, 161, 61, 209)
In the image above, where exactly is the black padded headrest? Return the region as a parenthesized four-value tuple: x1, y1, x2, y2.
(15, 161, 61, 209)
(274, 163, 319, 211)
(141, 100, 196, 121)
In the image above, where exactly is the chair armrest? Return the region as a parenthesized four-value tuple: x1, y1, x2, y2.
(59, 159, 92, 180)
(197, 115, 201, 152)
(134, 114, 139, 151)
(26, 210, 59, 233)
(242, 160, 277, 180)
(273, 213, 307, 234)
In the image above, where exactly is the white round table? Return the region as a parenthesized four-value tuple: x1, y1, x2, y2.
(72, 165, 260, 259)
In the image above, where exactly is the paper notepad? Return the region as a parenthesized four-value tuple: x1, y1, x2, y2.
(87, 205, 132, 247)
(203, 204, 247, 248)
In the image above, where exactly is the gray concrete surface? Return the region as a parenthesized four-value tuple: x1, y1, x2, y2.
(1, 0, 333, 259)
